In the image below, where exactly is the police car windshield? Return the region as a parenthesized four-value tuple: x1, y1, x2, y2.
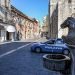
(44, 39, 55, 44)
(55, 40, 63, 44)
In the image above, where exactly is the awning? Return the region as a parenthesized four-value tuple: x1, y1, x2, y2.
(6, 25, 16, 32)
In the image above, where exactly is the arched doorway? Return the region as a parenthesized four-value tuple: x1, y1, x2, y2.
(6, 25, 16, 41)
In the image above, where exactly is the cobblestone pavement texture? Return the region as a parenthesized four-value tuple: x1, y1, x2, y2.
(0, 38, 61, 75)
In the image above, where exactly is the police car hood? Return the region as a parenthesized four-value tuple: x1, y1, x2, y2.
(32, 42, 42, 45)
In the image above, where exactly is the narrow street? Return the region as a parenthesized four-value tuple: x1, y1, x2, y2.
(0, 38, 61, 75)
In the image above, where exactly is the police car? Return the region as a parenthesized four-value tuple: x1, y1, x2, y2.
(31, 38, 70, 55)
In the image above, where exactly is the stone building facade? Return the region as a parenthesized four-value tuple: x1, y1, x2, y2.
(48, 0, 58, 39)
(48, 0, 75, 39)
(11, 5, 39, 40)
(0, 0, 16, 42)
(33, 19, 40, 39)
(0, 0, 39, 42)
(41, 16, 49, 37)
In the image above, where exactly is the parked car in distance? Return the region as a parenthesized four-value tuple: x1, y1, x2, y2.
(30, 38, 70, 55)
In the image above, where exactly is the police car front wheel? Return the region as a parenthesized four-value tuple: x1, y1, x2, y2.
(35, 47, 41, 53)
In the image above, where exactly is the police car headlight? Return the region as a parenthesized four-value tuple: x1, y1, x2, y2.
(63, 50, 69, 55)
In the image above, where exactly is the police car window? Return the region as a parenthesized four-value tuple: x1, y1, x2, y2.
(47, 40, 54, 44)
(56, 40, 63, 44)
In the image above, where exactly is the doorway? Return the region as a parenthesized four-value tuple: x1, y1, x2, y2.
(6, 31, 10, 40)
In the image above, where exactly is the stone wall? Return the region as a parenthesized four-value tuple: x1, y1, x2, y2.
(49, 0, 75, 39)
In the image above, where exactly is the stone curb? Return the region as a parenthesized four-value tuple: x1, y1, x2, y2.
(0, 38, 46, 45)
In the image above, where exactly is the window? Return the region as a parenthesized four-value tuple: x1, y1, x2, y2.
(47, 40, 55, 44)
(5, 12, 8, 20)
(68, 0, 71, 3)
(56, 41, 62, 44)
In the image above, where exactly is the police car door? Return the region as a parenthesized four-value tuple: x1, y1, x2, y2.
(45, 40, 54, 52)
(53, 41, 63, 53)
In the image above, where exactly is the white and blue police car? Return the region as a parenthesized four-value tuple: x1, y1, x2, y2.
(31, 38, 70, 55)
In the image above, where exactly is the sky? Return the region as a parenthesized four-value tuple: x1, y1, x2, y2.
(11, 0, 48, 24)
